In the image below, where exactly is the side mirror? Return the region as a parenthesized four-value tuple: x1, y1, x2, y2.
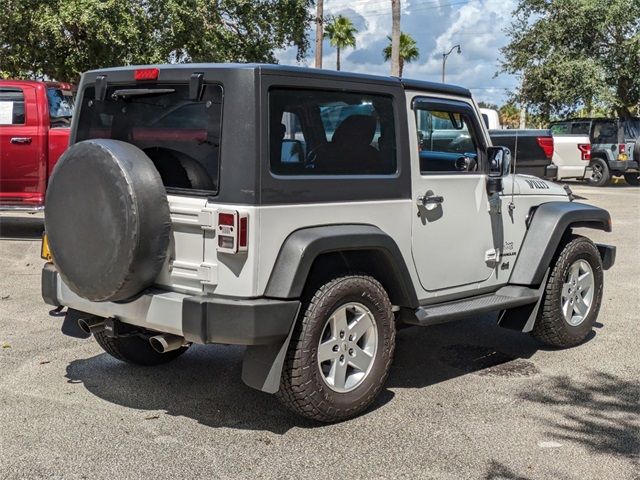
(488, 146, 512, 177)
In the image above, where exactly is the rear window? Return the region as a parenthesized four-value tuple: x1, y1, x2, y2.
(0, 88, 25, 125)
(592, 120, 618, 144)
(550, 122, 570, 135)
(76, 83, 223, 195)
(269, 88, 397, 176)
(47, 88, 75, 127)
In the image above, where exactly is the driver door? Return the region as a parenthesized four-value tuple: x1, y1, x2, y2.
(409, 95, 498, 294)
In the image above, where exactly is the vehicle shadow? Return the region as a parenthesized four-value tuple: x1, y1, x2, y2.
(518, 371, 640, 459)
(65, 313, 559, 434)
(0, 215, 44, 240)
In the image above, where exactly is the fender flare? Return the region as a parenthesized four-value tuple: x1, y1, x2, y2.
(509, 201, 611, 286)
(264, 224, 418, 307)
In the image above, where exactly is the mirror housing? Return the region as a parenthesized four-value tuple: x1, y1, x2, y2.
(488, 146, 512, 178)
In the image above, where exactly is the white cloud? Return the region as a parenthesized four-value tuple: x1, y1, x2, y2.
(275, 0, 519, 105)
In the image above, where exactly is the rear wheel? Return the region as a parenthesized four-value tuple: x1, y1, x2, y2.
(94, 330, 189, 366)
(277, 275, 395, 422)
(531, 236, 603, 348)
(586, 158, 610, 186)
(623, 172, 640, 186)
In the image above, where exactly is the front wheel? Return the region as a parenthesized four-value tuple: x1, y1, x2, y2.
(586, 158, 610, 186)
(277, 275, 396, 422)
(531, 235, 603, 348)
(623, 172, 640, 186)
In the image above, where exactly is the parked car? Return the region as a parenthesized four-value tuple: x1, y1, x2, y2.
(550, 118, 640, 186)
(480, 108, 557, 180)
(552, 134, 592, 181)
(42, 64, 615, 422)
(0, 80, 74, 211)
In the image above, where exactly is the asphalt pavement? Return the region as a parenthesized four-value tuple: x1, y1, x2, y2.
(0, 183, 638, 479)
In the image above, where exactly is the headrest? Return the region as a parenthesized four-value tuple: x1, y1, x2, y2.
(332, 115, 377, 146)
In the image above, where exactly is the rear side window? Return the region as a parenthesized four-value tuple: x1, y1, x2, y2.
(571, 122, 590, 135)
(76, 83, 223, 194)
(269, 88, 397, 176)
(592, 120, 618, 144)
(0, 88, 25, 125)
(550, 122, 570, 134)
(47, 88, 75, 127)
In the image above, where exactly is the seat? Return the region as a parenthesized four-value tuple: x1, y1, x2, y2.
(316, 114, 382, 174)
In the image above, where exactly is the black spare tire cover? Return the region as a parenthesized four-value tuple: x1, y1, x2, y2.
(45, 139, 171, 302)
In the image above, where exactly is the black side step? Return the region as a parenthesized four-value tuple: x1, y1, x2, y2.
(407, 286, 540, 327)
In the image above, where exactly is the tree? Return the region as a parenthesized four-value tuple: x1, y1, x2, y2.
(500, 0, 640, 120)
(390, 0, 401, 76)
(0, 0, 313, 82)
(323, 15, 357, 71)
(383, 32, 419, 77)
(315, 0, 324, 68)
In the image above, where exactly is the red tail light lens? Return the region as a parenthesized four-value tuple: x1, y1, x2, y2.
(619, 144, 626, 154)
(216, 211, 248, 254)
(218, 213, 235, 226)
(238, 214, 248, 252)
(134, 68, 159, 81)
(578, 144, 591, 161)
(537, 137, 554, 159)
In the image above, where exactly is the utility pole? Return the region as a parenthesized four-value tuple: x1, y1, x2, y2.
(441, 44, 461, 83)
(390, 0, 400, 77)
(315, 0, 323, 68)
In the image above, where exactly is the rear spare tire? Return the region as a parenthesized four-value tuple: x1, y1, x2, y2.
(45, 139, 171, 302)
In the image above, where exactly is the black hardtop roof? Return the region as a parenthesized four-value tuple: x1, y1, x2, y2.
(551, 117, 640, 124)
(84, 63, 473, 98)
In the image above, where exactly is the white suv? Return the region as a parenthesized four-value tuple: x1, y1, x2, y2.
(42, 64, 615, 422)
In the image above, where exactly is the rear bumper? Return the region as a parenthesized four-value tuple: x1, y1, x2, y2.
(544, 163, 558, 180)
(609, 160, 639, 172)
(42, 264, 300, 345)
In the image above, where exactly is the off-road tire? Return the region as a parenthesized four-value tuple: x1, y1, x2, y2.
(277, 275, 395, 422)
(623, 172, 640, 186)
(586, 157, 610, 186)
(94, 330, 189, 366)
(531, 235, 603, 348)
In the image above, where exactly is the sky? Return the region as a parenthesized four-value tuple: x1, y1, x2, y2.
(275, 0, 520, 106)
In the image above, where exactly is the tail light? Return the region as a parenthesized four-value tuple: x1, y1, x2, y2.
(537, 137, 554, 159)
(577, 144, 591, 161)
(134, 68, 159, 81)
(617, 144, 628, 161)
(216, 210, 248, 254)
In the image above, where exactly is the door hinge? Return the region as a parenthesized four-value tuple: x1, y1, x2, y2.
(197, 262, 218, 286)
(485, 248, 501, 267)
(198, 208, 217, 231)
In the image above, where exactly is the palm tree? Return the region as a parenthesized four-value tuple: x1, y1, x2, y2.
(383, 32, 419, 77)
(324, 15, 357, 71)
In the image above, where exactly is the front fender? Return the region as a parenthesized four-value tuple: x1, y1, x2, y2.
(510, 201, 611, 286)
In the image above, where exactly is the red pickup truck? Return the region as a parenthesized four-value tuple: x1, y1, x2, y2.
(0, 80, 74, 211)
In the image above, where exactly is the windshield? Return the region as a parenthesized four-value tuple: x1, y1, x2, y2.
(47, 88, 75, 126)
(76, 83, 223, 195)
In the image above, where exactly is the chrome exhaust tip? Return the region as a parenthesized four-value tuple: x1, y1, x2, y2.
(77, 316, 105, 335)
(149, 334, 185, 353)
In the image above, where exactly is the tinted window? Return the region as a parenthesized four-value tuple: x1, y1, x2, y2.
(47, 88, 75, 127)
(571, 122, 590, 135)
(592, 120, 618, 144)
(0, 88, 25, 125)
(623, 119, 640, 140)
(415, 107, 479, 173)
(550, 122, 570, 134)
(269, 89, 397, 176)
(76, 83, 223, 194)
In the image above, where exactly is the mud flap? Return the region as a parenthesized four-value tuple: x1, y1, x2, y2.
(241, 305, 300, 394)
(498, 270, 549, 333)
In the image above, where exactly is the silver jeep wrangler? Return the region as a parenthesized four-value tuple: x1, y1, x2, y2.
(42, 64, 615, 422)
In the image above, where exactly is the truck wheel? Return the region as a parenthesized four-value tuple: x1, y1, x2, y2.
(531, 236, 603, 348)
(586, 158, 610, 186)
(93, 330, 189, 366)
(623, 172, 640, 186)
(277, 275, 395, 422)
